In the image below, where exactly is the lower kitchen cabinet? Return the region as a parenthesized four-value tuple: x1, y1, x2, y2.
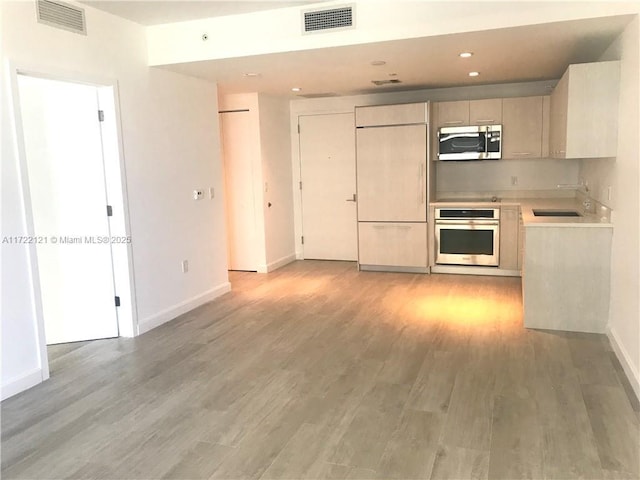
(499, 206, 520, 271)
(523, 225, 612, 333)
(358, 222, 428, 272)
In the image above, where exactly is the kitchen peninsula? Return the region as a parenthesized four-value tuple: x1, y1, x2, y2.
(430, 194, 613, 334)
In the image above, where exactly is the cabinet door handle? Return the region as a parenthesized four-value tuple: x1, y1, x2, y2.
(372, 224, 412, 230)
(476, 119, 495, 123)
(419, 163, 425, 205)
(513, 152, 532, 156)
(443, 120, 464, 125)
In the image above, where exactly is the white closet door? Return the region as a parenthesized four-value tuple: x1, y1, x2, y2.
(299, 113, 357, 261)
(220, 111, 259, 271)
(18, 75, 119, 344)
(356, 125, 427, 222)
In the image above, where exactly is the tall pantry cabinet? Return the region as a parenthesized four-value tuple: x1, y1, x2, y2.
(355, 103, 430, 272)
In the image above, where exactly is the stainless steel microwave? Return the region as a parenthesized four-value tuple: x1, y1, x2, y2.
(438, 125, 502, 160)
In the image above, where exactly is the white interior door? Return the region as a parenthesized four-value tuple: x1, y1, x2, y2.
(220, 111, 259, 271)
(299, 113, 357, 261)
(18, 75, 119, 345)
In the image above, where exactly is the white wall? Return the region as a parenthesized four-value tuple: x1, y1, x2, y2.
(582, 16, 640, 397)
(258, 94, 296, 271)
(436, 158, 579, 196)
(1, 1, 229, 398)
(218, 93, 296, 273)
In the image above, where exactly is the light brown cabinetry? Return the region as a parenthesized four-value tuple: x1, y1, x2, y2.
(355, 102, 429, 272)
(549, 61, 620, 158)
(501, 96, 547, 159)
(355, 103, 428, 127)
(356, 125, 427, 222)
(469, 98, 502, 125)
(523, 226, 612, 332)
(435, 101, 469, 127)
(549, 72, 569, 158)
(358, 222, 428, 268)
(435, 99, 503, 128)
(541, 96, 551, 158)
(499, 206, 520, 271)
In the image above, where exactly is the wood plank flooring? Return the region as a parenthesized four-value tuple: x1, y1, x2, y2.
(2, 260, 639, 479)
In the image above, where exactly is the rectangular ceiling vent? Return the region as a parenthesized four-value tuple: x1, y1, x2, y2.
(36, 0, 87, 35)
(372, 79, 403, 86)
(297, 92, 340, 99)
(303, 5, 354, 34)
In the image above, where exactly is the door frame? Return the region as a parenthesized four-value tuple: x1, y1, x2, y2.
(8, 62, 138, 384)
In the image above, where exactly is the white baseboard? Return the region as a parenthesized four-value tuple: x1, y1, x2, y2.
(1, 367, 44, 401)
(137, 282, 231, 335)
(607, 325, 640, 402)
(257, 254, 296, 273)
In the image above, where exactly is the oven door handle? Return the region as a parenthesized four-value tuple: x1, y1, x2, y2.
(435, 220, 499, 226)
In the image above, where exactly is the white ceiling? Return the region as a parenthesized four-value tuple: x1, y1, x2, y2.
(80, 1, 632, 98)
(80, 1, 325, 25)
(163, 15, 633, 97)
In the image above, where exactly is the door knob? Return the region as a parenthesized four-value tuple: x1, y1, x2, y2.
(346, 194, 357, 202)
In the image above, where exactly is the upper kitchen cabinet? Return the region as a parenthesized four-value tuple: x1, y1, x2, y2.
(435, 101, 469, 127)
(355, 102, 428, 127)
(549, 61, 620, 159)
(469, 98, 503, 125)
(502, 96, 549, 159)
(435, 99, 502, 128)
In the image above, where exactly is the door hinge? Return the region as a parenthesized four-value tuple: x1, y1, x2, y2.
(297, 124, 300, 134)
(299, 181, 302, 190)
(106, 205, 113, 217)
(301, 236, 304, 245)
(98, 110, 105, 122)
(114, 296, 121, 307)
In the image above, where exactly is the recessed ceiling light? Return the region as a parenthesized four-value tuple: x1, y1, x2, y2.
(243, 72, 260, 77)
(459, 52, 473, 58)
(468, 71, 480, 77)
(291, 87, 302, 92)
(371, 60, 386, 66)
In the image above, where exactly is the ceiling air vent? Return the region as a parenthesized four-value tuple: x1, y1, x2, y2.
(303, 5, 354, 34)
(36, 0, 86, 35)
(297, 92, 340, 99)
(372, 79, 403, 86)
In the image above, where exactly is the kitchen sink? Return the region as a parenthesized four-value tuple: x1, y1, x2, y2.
(532, 209, 582, 217)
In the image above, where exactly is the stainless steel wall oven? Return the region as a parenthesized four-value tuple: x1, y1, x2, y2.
(435, 208, 500, 266)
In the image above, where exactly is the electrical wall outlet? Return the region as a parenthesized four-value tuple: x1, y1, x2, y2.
(181, 260, 189, 273)
(193, 190, 204, 200)
(208, 187, 215, 199)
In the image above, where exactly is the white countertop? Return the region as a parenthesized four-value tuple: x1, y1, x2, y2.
(431, 196, 612, 228)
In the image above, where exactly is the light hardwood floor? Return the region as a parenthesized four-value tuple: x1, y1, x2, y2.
(2, 260, 639, 479)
